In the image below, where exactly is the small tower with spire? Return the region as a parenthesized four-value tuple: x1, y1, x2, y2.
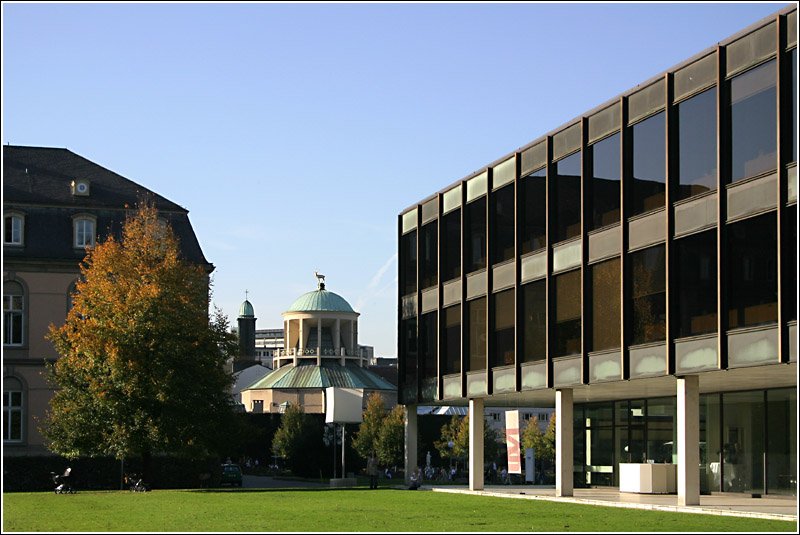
(235, 290, 257, 372)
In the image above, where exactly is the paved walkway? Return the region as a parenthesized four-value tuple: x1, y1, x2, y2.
(429, 485, 798, 523)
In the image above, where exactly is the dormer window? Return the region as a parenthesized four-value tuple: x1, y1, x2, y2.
(73, 215, 96, 248)
(3, 213, 24, 246)
(71, 179, 90, 196)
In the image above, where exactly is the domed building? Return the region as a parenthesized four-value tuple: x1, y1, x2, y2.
(240, 274, 396, 414)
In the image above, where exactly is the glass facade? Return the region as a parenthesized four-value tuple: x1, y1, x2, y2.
(397, 9, 795, 496)
(675, 231, 717, 338)
(443, 305, 461, 374)
(589, 133, 620, 230)
(467, 297, 486, 371)
(465, 199, 486, 273)
(554, 270, 581, 356)
(591, 258, 620, 351)
(676, 88, 717, 200)
(553, 152, 582, 242)
(492, 289, 515, 367)
(630, 245, 666, 345)
(442, 209, 461, 283)
(520, 167, 546, 254)
(631, 112, 666, 216)
(730, 60, 777, 182)
(727, 212, 777, 329)
(521, 280, 546, 362)
(400, 230, 417, 296)
(492, 185, 515, 265)
(419, 221, 438, 290)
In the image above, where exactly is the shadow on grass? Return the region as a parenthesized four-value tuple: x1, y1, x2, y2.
(189, 486, 406, 494)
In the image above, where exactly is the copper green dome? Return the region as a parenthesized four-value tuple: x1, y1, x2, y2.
(286, 289, 355, 313)
(239, 299, 255, 317)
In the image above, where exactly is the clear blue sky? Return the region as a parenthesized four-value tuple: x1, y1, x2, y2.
(2, 2, 790, 357)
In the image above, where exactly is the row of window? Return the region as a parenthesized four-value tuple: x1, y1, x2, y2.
(400, 52, 798, 297)
(401, 209, 796, 378)
(4, 213, 96, 248)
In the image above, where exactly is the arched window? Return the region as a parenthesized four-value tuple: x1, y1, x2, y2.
(3, 281, 24, 346)
(3, 376, 24, 443)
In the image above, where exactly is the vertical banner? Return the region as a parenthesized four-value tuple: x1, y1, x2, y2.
(505, 410, 522, 474)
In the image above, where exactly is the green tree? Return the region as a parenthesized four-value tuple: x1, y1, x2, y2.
(375, 405, 405, 468)
(352, 392, 387, 460)
(434, 415, 504, 470)
(271, 402, 319, 476)
(43, 204, 235, 481)
(521, 415, 556, 463)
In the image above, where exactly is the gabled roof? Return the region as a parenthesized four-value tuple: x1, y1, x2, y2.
(3, 145, 185, 211)
(3, 145, 210, 267)
(243, 362, 395, 391)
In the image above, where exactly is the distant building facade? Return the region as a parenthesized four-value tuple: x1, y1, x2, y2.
(240, 275, 396, 414)
(3, 145, 212, 456)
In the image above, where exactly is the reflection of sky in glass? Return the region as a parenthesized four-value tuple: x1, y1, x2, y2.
(592, 133, 620, 180)
(678, 88, 717, 196)
(632, 112, 665, 183)
(730, 60, 776, 182)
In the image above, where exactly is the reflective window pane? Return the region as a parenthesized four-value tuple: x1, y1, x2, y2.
(675, 231, 717, 337)
(400, 230, 417, 296)
(766, 388, 797, 495)
(443, 305, 461, 374)
(419, 221, 438, 289)
(730, 60, 777, 182)
(465, 199, 486, 273)
(442, 210, 461, 282)
(728, 212, 777, 329)
(492, 184, 515, 264)
(591, 258, 620, 351)
(590, 133, 620, 230)
(677, 88, 717, 200)
(400, 318, 418, 403)
(554, 152, 582, 242)
(419, 312, 437, 380)
(492, 289, 515, 367)
(520, 167, 546, 254)
(467, 297, 487, 371)
(631, 112, 666, 216)
(554, 269, 581, 356)
(721, 390, 764, 493)
(630, 245, 666, 345)
(522, 281, 546, 362)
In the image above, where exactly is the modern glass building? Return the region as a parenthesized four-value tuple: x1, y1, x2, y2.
(397, 6, 797, 503)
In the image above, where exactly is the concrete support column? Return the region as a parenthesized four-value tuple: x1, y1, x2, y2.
(404, 405, 418, 485)
(469, 397, 484, 491)
(556, 388, 573, 497)
(677, 375, 700, 506)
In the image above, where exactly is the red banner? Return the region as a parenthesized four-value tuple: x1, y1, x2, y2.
(505, 410, 521, 474)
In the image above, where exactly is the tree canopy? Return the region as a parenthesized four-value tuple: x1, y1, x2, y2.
(271, 402, 320, 476)
(352, 393, 405, 468)
(43, 204, 236, 469)
(521, 415, 556, 462)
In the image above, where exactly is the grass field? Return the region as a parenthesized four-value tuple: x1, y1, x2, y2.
(3, 487, 796, 532)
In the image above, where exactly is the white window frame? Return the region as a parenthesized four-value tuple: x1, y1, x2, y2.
(3, 281, 25, 346)
(3, 213, 24, 246)
(3, 379, 24, 443)
(73, 216, 96, 248)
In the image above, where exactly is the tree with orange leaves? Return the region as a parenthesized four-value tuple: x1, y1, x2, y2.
(43, 204, 236, 481)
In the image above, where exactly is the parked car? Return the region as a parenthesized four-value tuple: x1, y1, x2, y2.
(220, 463, 243, 487)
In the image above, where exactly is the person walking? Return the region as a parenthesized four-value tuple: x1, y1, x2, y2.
(367, 454, 379, 490)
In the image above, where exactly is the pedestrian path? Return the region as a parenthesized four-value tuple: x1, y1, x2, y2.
(429, 485, 798, 523)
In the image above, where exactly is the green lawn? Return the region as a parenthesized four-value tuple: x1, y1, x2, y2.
(3, 488, 796, 532)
